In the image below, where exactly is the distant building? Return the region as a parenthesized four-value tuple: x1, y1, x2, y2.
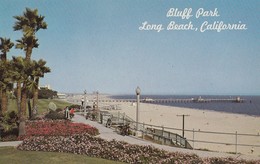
(57, 93, 67, 99)
(39, 84, 51, 90)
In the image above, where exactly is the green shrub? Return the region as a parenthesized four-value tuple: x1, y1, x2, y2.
(0, 111, 19, 141)
(45, 110, 65, 120)
(38, 88, 57, 99)
(69, 104, 81, 109)
(56, 108, 63, 112)
(0, 111, 19, 132)
(1, 134, 18, 141)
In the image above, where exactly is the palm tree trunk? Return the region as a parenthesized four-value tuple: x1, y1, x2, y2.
(1, 88, 8, 114)
(33, 77, 39, 117)
(20, 86, 27, 117)
(19, 85, 27, 136)
(25, 46, 32, 61)
(27, 99, 32, 119)
(0, 88, 2, 115)
(18, 116, 26, 136)
(16, 81, 21, 114)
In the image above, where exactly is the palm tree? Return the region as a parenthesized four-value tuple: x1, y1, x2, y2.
(11, 56, 35, 135)
(13, 8, 47, 61)
(15, 35, 39, 61)
(0, 62, 14, 115)
(10, 57, 24, 117)
(0, 61, 6, 115)
(0, 37, 14, 114)
(0, 38, 14, 61)
(25, 59, 50, 119)
(13, 8, 47, 134)
(31, 59, 50, 117)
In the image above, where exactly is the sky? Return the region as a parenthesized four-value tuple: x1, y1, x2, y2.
(0, 0, 259, 95)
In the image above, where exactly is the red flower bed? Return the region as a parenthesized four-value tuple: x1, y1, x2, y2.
(18, 120, 99, 140)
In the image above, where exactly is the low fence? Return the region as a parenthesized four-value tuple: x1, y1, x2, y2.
(186, 128, 260, 154)
(98, 111, 260, 154)
(145, 126, 192, 149)
(142, 125, 260, 154)
(99, 111, 192, 149)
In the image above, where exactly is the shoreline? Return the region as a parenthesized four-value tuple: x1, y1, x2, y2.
(66, 94, 260, 156)
(160, 104, 260, 118)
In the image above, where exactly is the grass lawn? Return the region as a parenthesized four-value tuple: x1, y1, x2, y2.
(37, 99, 73, 114)
(0, 147, 124, 164)
(7, 99, 73, 115)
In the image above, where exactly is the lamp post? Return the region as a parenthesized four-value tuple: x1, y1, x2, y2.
(81, 96, 84, 115)
(136, 86, 141, 131)
(84, 90, 87, 116)
(96, 91, 100, 122)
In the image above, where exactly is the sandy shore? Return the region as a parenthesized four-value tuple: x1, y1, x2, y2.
(66, 94, 260, 156)
(99, 101, 260, 156)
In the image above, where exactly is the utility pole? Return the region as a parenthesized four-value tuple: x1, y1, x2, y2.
(177, 114, 190, 138)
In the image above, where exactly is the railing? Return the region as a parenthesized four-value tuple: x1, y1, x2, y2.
(98, 111, 260, 154)
(99, 111, 192, 149)
(142, 125, 260, 154)
(185, 128, 260, 154)
(145, 127, 192, 149)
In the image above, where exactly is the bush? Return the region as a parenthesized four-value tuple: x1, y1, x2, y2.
(0, 111, 19, 129)
(0, 110, 19, 141)
(69, 104, 81, 109)
(56, 108, 63, 112)
(1, 134, 18, 141)
(45, 110, 65, 120)
(38, 88, 57, 99)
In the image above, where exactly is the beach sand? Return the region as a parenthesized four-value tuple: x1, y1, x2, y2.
(67, 94, 260, 156)
(99, 101, 260, 156)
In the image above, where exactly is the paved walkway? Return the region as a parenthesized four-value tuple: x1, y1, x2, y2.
(72, 114, 260, 161)
(0, 141, 22, 147)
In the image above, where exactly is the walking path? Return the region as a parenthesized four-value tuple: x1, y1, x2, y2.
(0, 141, 22, 147)
(72, 114, 260, 161)
(0, 114, 259, 161)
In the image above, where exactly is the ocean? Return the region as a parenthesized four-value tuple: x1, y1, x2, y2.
(110, 95, 260, 116)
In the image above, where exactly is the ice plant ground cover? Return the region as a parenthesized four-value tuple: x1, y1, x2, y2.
(17, 133, 259, 164)
(18, 120, 99, 140)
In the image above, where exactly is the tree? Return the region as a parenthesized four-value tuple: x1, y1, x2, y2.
(10, 56, 24, 117)
(0, 62, 14, 115)
(0, 38, 14, 61)
(29, 59, 50, 118)
(11, 56, 35, 135)
(13, 8, 47, 61)
(13, 8, 47, 135)
(0, 38, 14, 115)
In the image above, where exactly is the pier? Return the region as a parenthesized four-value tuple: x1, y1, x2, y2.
(85, 97, 245, 103)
